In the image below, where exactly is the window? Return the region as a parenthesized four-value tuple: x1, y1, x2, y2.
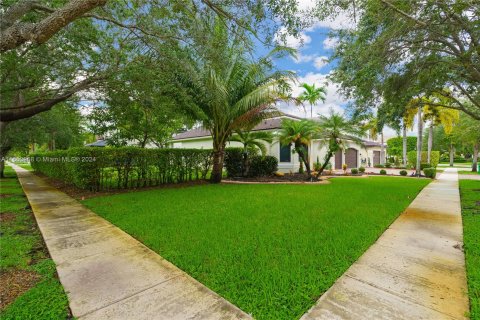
(279, 144, 291, 162)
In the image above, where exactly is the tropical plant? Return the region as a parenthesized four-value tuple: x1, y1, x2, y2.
(452, 112, 480, 172)
(298, 83, 326, 118)
(315, 110, 364, 177)
(229, 130, 274, 176)
(278, 119, 318, 179)
(423, 105, 459, 163)
(180, 18, 292, 183)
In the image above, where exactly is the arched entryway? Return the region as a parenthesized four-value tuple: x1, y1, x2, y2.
(345, 148, 358, 168)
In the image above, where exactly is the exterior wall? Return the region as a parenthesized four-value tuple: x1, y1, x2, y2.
(171, 135, 385, 172)
(364, 146, 384, 167)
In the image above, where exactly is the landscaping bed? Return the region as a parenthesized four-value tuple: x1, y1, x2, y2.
(83, 177, 429, 320)
(460, 180, 480, 320)
(0, 166, 71, 320)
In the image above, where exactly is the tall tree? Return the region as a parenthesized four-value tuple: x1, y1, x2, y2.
(0, 0, 309, 132)
(452, 113, 480, 172)
(423, 106, 459, 163)
(329, 0, 480, 120)
(179, 18, 293, 183)
(298, 83, 326, 118)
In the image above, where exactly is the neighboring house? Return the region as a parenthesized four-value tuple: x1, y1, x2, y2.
(170, 114, 386, 173)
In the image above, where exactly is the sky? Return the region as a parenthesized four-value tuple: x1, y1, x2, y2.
(271, 4, 404, 140)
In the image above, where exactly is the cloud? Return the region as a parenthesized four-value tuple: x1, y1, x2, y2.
(278, 72, 348, 118)
(313, 56, 328, 70)
(322, 37, 339, 50)
(275, 27, 311, 50)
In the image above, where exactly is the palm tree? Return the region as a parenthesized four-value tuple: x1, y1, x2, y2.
(278, 119, 318, 178)
(181, 18, 292, 183)
(298, 83, 326, 118)
(229, 130, 273, 176)
(316, 110, 364, 177)
(423, 105, 459, 163)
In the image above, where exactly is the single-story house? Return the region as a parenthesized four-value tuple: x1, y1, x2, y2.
(170, 114, 386, 173)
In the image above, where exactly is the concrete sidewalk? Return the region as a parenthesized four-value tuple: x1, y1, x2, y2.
(11, 164, 251, 320)
(301, 168, 469, 320)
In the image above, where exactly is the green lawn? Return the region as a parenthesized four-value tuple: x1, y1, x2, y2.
(83, 177, 429, 319)
(0, 166, 70, 319)
(459, 170, 480, 175)
(460, 180, 480, 320)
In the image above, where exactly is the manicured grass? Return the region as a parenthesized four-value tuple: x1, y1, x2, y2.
(459, 170, 480, 175)
(0, 166, 70, 319)
(83, 177, 429, 319)
(460, 180, 480, 320)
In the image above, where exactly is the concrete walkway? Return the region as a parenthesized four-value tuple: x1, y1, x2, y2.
(11, 164, 251, 320)
(301, 168, 469, 320)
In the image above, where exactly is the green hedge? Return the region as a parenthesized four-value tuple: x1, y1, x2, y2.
(248, 156, 278, 177)
(31, 147, 212, 191)
(407, 151, 440, 168)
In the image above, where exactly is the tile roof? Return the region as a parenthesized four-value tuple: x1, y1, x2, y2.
(172, 116, 297, 141)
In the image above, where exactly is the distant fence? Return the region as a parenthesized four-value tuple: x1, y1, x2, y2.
(31, 147, 212, 191)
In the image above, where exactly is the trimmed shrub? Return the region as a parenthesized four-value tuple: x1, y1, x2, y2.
(407, 151, 440, 168)
(224, 148, 244, 177)
(420, 162, 431, 170)
(379, 169, 387, 175)
(351, 168, 359, 174)
(31, 147, 212, 191)
(359, 166, 365, 173)
(248, 156, 278, 177)
(423, 167, 437, 179)
(385, 162, 392, 168)
(374, 164, 384, 168)
(399, 170, 408, 176)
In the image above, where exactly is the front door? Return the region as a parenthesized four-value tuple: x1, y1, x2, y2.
(373, 151, 380, 166)
(335, 150, 342, 169)
(345, 148, 358, 168)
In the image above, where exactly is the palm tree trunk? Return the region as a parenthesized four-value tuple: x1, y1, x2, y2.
(427, 125, 433, 164)
(402, 125, 407, 167)
(449, 142, 455, 167)
(472, 143, 479, 172)
(380, 132, 385, 164)
(416, 107, 423, 177)
(316, 150, 333, 177)
(211, 143, 226, 183)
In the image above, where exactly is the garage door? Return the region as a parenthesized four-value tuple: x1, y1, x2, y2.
(345, 148, 358, 168)
(335, 150, 342, 169)
(373, 151, 380, 166)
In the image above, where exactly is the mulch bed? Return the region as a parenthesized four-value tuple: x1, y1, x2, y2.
(0, 270, 41, 310)
(225, 173, 327, 183)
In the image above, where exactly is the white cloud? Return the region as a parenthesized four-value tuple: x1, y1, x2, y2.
(275, 27, 311, 49)
(322, 37, 339, 50)
(312, 11, 357, 30)
(313, 56, 328, 70)
(278, 72, 348, 118)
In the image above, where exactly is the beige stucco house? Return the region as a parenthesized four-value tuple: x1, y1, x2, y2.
(170, 114, 386, 173)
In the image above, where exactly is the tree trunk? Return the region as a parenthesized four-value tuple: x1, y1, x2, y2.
(427, 125, 433, 164)
(449, 142, 455, 167)
(380, 132, 385, 164)
(416, 107, 423, 177)
(402, 125, 407, 167)
(0, 146, 12, 178)
(316, 150, 333, 177)
(296, 143, 311, 178)
(211, 144, 226, 183)
(472, 143, 479, 172)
